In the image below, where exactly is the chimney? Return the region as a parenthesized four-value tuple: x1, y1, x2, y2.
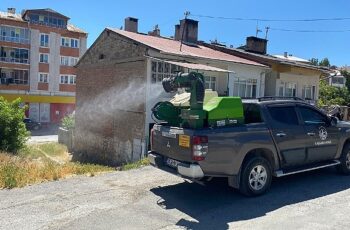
(245, 36, 268, 54)
(174, 24, 181, 40)
(7, 8, 16, 14)
(174, 19, 198, 44)
(148, 25, 160, 37)
(124, 17, 138, 33)
(284, 52, 288, 58)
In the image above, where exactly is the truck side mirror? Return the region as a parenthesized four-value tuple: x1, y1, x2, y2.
(330, 116, 338, 126)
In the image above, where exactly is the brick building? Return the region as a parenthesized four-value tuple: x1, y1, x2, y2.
(0, 8, 87, 123)
(75, 18, 267, 165)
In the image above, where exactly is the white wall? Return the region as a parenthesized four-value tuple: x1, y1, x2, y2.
(228, 64, 266, 98)
(277, 72, 320, 99)
(49, 32, 61, 92)
(29, 29, 39, 91)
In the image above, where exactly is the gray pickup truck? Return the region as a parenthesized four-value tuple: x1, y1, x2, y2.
(148, 98, 350, 196)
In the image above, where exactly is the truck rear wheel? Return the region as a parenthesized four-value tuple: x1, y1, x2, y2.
(337, 143, 350, 175)
(239, 157, 272, 196)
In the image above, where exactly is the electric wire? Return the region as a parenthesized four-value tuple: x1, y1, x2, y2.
(189, 13, 350, 22)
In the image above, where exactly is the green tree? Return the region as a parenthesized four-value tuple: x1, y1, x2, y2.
(319, 58, 331, 67)
(0, 97, 28, 153)
(309, 58, 319, 66)
(61, 113, 75, 130)
(318, 80, 350, 106)
(341, 70, 350, 92)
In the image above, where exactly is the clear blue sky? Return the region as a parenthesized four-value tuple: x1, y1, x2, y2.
(2, 0, 349, 66)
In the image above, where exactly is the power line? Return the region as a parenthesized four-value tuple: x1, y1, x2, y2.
(189, 13, 350, 22)
(269, 27, 350, 33)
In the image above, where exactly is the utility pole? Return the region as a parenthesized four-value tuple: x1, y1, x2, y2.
(180, 11, 190, 51)
(265, 26, 270, 39)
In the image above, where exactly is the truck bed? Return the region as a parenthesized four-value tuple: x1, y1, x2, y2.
(151, 122, 273, 177)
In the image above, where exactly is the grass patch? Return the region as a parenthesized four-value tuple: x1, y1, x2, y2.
(120, 158, 150, 171)
(0, 142, 150, 189)
(0, 142, 114, 189)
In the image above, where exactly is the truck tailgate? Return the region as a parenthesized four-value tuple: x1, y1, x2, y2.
(151, 124, 194, 162)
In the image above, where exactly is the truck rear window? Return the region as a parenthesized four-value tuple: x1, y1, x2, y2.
(243, 104, 263, 124)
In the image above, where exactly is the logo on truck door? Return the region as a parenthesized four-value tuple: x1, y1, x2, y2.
(319, 126, 328, 141)
(315, 126, 331, 146)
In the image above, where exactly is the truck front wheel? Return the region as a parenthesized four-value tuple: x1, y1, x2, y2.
(337, 143, 350, 175)
(239, 157, 272, 196)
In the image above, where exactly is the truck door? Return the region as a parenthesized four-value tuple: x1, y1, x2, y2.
(297, 105, 340, 163)
(267, 104, 306, 168)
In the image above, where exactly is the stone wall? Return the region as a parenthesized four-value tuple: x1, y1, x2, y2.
(74, 30, 148, 166)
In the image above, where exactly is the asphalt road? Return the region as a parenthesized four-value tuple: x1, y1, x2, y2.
(1, 166, 350, 230)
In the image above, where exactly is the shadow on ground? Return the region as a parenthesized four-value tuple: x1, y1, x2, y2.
(151, 167, 350, 229)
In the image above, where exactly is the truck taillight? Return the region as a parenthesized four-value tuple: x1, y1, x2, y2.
(192, 136, 208, 161)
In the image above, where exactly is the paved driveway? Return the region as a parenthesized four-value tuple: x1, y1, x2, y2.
(0, 166, 350, 230)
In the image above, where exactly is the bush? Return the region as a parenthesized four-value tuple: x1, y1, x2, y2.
(0, 97, 28, 153)
(61, 113, 75, 130)
(318, 80, 350, 106)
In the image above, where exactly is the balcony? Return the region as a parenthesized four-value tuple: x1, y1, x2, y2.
(0, 35, 30, 45)
(0, 57, 29, 64)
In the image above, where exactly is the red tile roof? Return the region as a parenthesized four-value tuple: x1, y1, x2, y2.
(107, 28, 267, 67)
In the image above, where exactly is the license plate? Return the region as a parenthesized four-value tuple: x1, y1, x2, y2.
(179, 134, 190, 148)
(162, 132, 176, 139)
(166, 158, 180, 168)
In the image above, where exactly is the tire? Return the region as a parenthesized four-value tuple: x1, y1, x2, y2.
(239, 157, 272, 197)
(33, 125, 39, 130)
(337, 143, 350, 175)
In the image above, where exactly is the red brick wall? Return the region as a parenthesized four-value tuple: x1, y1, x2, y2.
(37, 82, 48, 90)
(59, 84, 76, 92)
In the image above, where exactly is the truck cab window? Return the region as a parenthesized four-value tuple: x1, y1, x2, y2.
(243, 103, 263, 124)
(299, 106, 327, 125)
(268, 106, 299, 125)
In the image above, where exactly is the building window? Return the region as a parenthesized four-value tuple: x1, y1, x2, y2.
(61, 37, 79, 48)
(0, 26, 30, 44)
(71, 39, 79, 48)
(60, 56, 79, 66)
(39, 53, 49, 63)
(70, 57, 78, 66)
(233, 78, 258, 98)
(60, 56, 69, 66)
(60, 75, 76, 85)
(61, 37, 70, 47)
(331, 76, 345, 85)
(151, 61, 183, 84)
(205, 76, 217, 90)
(29, 13, 67, 29)
(0, 69, 29, 85)
(278, 82, 297, 97)
(302, 85, 316, 100)
(0, 47, 29, 64)
(38, 73, 48, 83)
(40, 34, 49, 47)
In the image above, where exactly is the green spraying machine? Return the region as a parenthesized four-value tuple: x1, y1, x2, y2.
(152, 72, 244, 129)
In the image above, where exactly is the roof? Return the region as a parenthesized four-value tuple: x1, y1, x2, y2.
(0, 9, 87, 34)
(273, 55, 310, 63)
(106, 28, 267, 68)
(149, 57, 233, 73)
(0, 11, 24, 22)
(204, 43, 327, 73)
(22, 8, 70, 20)
(67, 24, 87, 34)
